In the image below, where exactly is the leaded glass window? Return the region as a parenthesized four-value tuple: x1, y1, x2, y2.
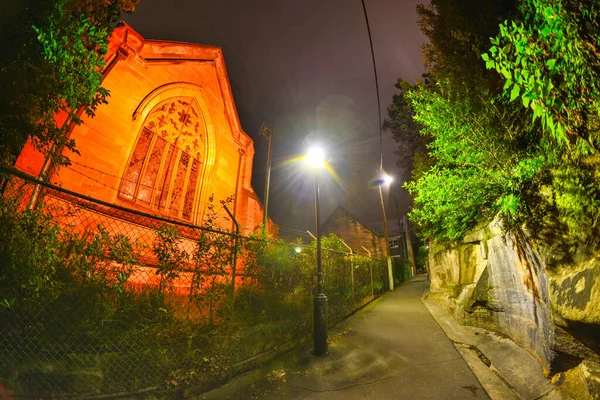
(119, 98, 205, 221)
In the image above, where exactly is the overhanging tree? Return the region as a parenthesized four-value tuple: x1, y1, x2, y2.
(0, 0, 138, 169)
(393, 0, 600, 247)
(483, 0, 600, 246)
(392, 0, 542, 241)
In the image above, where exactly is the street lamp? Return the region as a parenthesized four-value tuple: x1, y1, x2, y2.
(375, 171, 394, 292)
(304, 146, 328, 356)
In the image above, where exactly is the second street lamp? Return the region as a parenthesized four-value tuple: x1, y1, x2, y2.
(305, 147, 328, 356)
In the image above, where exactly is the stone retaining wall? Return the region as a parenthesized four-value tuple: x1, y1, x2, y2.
(428, 217, 600, 398)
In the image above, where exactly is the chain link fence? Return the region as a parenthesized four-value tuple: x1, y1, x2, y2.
(0, 169, 390, 398)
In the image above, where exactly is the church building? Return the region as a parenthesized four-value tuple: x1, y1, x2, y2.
(15, 22, 272, 235)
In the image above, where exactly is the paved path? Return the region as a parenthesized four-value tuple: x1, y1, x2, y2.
(199, 276, 489, 399)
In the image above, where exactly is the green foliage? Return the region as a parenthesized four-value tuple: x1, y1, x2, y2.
(483, 0, 600, 153)
(417, 0, 516, 94)
(153, 225, 188, 293)
(0, 0, 138, 167)
(392, 258, 412, 284)
(403, 79, 542, 240)
(389, 0, 540, 241)
(190, 196, 236, 324)
(63, 226, 137, 293)
(480, 0, 600, 245)
(240, 235, 313, 321)
(0, 185, 390, 397)
(392, 0, 600, 247)
(384, 79, 431, 180)
(551, 156, 600, 247)
(0, 195, 63, 310)
(415, 245, 429, 271)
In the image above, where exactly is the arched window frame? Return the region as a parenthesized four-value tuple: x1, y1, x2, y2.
(119, 95, 210, 222)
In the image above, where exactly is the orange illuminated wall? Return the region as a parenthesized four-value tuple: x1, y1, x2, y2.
(15, 22, 274, 235)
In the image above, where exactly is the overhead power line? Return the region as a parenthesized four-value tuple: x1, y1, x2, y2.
(360, 0, 384, 170)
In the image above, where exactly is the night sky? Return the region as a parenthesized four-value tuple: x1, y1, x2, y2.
(124, 0, 427, 236)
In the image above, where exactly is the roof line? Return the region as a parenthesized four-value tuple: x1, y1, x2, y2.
(322, 204, 383, 238)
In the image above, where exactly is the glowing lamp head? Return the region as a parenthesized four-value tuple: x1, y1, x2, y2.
(381, 173, 393, 186)
(295, 246, 302, 254)
(372, 172, 393, 187)
(305, 147, 325, 169)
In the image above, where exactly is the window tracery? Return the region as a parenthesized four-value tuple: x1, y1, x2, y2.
(119, 97, 206, 221)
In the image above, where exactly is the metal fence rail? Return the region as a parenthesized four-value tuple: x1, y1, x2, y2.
(0, 169, 389, 398)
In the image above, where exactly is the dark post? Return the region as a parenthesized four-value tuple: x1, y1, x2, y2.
(260, 124, 273, 236)
(378, 183, 394, 291)
(223, 205, 239, 321)
(313, 173, 328, 356)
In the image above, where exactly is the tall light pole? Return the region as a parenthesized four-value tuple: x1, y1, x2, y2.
(305, 147, 328, 356)
(260, 123, 273, 236)
(376, 171, 394, 291)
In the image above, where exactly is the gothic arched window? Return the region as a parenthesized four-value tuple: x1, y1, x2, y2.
(119, 97, 206, 221)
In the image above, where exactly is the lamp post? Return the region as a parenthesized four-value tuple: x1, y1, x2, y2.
(376, 171, 394, 292)
(305, 147, 328, 356)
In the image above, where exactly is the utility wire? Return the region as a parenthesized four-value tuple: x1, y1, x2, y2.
(360, 0, 384, 170)
(343, 182, 370, 209)
(277, 225, 312, 236)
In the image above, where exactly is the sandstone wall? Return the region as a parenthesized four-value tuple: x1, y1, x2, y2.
(429, 218, 600, 397)
(429, 217, 554, 371)
(547, 258, 600, 325)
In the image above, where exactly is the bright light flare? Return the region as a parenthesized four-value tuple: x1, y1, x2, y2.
(370, 172, 394, 187)
(304, 147, 325, 169)
(381, 173, 393, 186)
(273, 147, 348, 195)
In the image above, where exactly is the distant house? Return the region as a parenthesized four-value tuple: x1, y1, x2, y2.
(321, 206, 386, 258)
(388, 235, 404, 258)
(322, 205, 416, 271)
(369, 217, 415, 262)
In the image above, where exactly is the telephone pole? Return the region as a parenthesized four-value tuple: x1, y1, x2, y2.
(260, 123, 273, 236)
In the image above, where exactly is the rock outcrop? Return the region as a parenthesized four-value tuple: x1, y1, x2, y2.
(428, 217, 600, 398)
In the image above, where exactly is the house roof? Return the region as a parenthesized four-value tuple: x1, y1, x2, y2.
(321, 205, 382, 238)
(366, 219, 403, 237)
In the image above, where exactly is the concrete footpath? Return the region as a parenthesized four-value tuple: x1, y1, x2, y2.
(422, 288, 563, 400)
(198, 276, 491, 399)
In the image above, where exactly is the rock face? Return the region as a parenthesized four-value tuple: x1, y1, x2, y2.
(429, 218, 554, 372)
(429, 220, 600, 399)
(429, 216, 600, 399)
(548, 258, 600, 325)
(428, 217, 600, 398)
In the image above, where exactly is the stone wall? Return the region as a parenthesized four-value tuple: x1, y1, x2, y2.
(429, 217, 600, 397)
(429, 217, 554, 372)
(548, 258, 600, 325)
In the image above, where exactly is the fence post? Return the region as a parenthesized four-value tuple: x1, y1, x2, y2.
(350, 253, 354, 302)
(224, 205, 239, 321)
(362, 246, 374, 299)
(339, 239, 354, 303)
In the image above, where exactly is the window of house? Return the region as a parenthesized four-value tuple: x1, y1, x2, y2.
(119, 98, 205, 221)
(389, 239, 399, 248)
